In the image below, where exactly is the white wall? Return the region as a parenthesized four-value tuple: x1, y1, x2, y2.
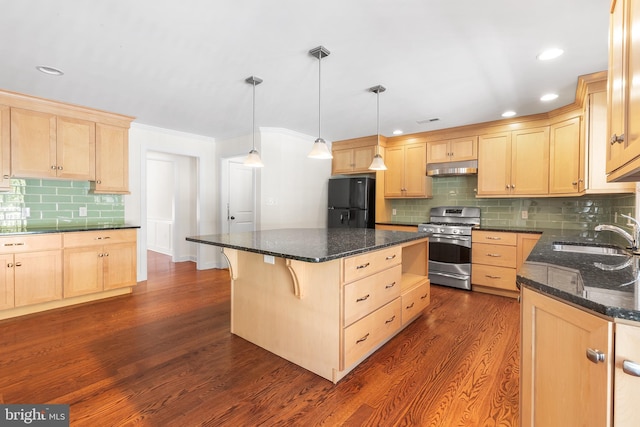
(126, 123, 219, 280)
(259, 128, 331, 229)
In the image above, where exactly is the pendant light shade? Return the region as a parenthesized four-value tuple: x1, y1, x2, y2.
(308, 46, 333, 159)
(244, 76, 265, 168)
(368, 85, 387, 170)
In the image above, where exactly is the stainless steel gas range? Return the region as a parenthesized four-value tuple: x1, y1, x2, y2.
(418, 206, 481, 290)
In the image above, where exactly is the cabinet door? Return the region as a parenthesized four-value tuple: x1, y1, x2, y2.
(426, 140, 450, 163)
(0, 253, 14, 309)
(10, 108, 57, 178)
(477, 132, 511, 195)
(63, 246, 103, 297)
(331, 148, 354, 174)
(57, 116, 95, 180)
(13, 250, 62, 307)
(521, 287, 613, 427)
(450, 136, 478, 161)
(384, 146, 405, 197)
(403, 143, 426, 196)
(352, 145, 375, 171)
(511, 127, 549, 195)
(516, 233, 541, 271)
(0, 106, 11, 189)
(623, 0, 640, 172)
(614, 323, 640, 427)
(103, 241, 137, 290)
(95, 123, 129, 193)
(608, 0, 627, 174)
(549, 117, 581, 194)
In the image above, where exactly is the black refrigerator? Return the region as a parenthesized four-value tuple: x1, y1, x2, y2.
(327, 177, 375, 228)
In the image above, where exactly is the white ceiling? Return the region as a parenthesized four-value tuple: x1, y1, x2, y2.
(0, 0, 610, 143)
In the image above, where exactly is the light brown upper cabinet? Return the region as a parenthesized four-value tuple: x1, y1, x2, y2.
(384, 142, 432, 198)
(426, 136, 477, 163)
(607, 0, 640, 181)
(331, 135, 379, 175)
(0, 106, 10, 190)
(92, 123, 130, 194)
(477, 127, 549, 196)
(11, 108, 95, 180)
(549, 117, 582, 194)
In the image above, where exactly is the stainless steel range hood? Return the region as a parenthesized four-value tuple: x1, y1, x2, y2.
(427, 160, 478, 176)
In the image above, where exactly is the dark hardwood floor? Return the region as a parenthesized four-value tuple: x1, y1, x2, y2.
(0, 251, 520, 426)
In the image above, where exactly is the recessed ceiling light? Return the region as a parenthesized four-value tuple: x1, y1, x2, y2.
(537, 48, 564, 61)
(416, 117, 440, 124)
(502, 110, 516, 118)
(392, 129, 403, 135)
(540, 93, 559, 101)
(36, 65, 64, 76)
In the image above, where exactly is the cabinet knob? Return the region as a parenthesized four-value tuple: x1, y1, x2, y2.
(14, 262, 21, 267)
(3, 175, 9, 179)
(96, 180, 102, 184)
(610, 133, 625, 144)
(572, 181, 578, 185)
(57, 166, 63, 170)
(7, 263, 12, 268)
(51, 165, 57, 170)
(623, 360, 640, 377)
(586, 348, 606, 364)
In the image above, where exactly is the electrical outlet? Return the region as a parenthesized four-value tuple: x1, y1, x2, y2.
(22, 207, 30, 218)
(392, 209, 397, 216)
(79, 207, 87, 217)
(521, 210, 528, 220)
(264, 255, 275, 264)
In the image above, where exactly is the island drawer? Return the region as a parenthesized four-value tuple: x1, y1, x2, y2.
(472, 243, 516, 268)
(63, 229, 137, 248)
(471, 264, 517, 291)
(343, 298, 401, 368)
(472, 230, 517, 246)
(0, 234, 62, 253)
(343, 246, 402, 283)
(401, 280, 430, 325)
(344, 264, 402, 327)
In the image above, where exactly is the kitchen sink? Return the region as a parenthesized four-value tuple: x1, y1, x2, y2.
(552, 242, 630, 256)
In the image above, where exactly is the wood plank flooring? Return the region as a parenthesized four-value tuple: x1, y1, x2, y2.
(0, 251, 520, 426)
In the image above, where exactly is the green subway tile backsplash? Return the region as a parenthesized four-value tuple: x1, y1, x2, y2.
(0, 179, 124, 231)
(389, 176, 636, 230)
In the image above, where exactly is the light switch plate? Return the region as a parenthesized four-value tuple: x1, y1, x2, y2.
(79, 207, 87, 217)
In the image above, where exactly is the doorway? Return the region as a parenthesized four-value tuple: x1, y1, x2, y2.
(146, 151, 198, 262)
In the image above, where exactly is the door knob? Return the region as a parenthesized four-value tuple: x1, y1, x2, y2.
(230, 216, 236, 220)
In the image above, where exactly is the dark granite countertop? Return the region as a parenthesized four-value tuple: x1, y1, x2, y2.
(187, 228, 430, 263)
(0, 224, 140, 235)
(516, 228, 640, 322)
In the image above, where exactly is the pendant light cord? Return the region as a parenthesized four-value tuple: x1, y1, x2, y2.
(376, 89, 380, 156)
(252, 79, 256, 150)
(318, 53, 322, 141)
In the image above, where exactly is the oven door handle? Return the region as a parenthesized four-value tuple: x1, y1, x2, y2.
(431, 234, 470, 241)
(429, 271, 469, 280)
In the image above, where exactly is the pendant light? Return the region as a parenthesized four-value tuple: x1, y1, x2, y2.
(244, 76, 265, 168)
(368, 85, 387, 170)
(308, 46, 333, 159)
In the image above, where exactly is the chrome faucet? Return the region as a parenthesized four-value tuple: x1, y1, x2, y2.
(595, 214, 640, 252)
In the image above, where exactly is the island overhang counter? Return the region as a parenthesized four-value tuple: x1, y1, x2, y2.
(187, 228, 431, 383)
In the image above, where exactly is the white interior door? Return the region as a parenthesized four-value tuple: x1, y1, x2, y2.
(228, 161, 256, 233)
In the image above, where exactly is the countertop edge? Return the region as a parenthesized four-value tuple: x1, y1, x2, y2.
(0, 224, 141, 235)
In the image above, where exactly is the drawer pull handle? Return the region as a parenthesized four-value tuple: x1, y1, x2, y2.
(487, 253, 502, 257)
(3, 243, 23, 246)
(385, 281, 396, 289)
(406, 302, 415, 309)
(356, 262, 370, 270)
(485, 274, 501, 279)
(586, 348, 606, 364)
(385, 254, 396, 260)
(420, 293, 428, 299)
(623, 360, 640, 377)
(486, 236, 502, 240)
(95, 236, 111, 240)
(14, 262, 21, 267)
(356, 294, 370, 302)
(385, 315, 396, 324)
(356, 333, 370, 344)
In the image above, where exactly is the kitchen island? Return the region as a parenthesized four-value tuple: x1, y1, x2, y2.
(187, 228, 430, 383)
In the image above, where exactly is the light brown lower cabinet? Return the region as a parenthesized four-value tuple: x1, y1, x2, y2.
(471, 230, 540, 298)
(0, 234, 63, 309)
(521, 287, 640, 427)
(64, 229, 137, 297)
(0, 229, 137, 320)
